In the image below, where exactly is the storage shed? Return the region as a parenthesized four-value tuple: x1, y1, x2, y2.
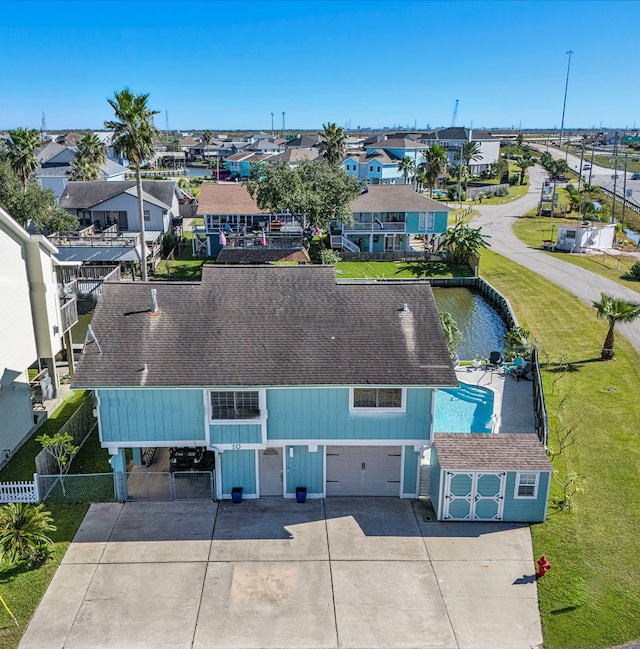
(555, 221, 615, 252)
(430, 433, 552, 522)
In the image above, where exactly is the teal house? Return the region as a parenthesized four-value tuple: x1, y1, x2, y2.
(72, 266, 551, 522)
(330, 185, 453, 254)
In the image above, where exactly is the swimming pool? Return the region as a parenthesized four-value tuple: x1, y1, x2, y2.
(434, 382, 496, 433)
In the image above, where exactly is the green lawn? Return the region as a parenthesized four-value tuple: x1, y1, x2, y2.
(0, 392, 96, 648)
(334, 261, 474, 279)
(512, 215, 640, 294)
(479, 249, 640, 649)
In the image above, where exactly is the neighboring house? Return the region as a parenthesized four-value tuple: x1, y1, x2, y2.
(196, 183, 300, 256)
(331, 185, 452, 253)
(415, 128, 500, 175)
(344, 137, 428, 185)
(555, 221, 615, 252)
(225, 152, 276, 179)
(284, 135, 320, 150)
(246, 139, 284, 154)
(59, 180, 181, 234)
(36, 146, 128, 199)
(71, 265, 551, 522)
(266, 148, 321, 167)
(0, 207, 77, 459)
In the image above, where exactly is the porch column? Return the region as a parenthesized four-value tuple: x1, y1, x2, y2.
(369, 234, 373, 252)
(64, 330, 75, 377)
(110, 448, 128, 501)
(132, 447, 143, 466)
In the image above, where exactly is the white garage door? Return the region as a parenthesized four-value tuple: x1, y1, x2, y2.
(326, 446, 402, 496)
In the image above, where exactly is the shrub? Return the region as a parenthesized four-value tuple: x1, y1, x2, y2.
(495, 186, 508, 197)
(622, 261, 640, 281)
(162, 232, 176, 257)
(319, 249, 341, 265)
(0, 503, 56, 566)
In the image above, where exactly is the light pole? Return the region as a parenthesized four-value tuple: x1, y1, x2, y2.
(558, 50, 574, 150)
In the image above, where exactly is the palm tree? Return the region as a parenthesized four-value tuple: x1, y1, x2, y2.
(6, 127, 41, 192)
(105, 89, 160, 281)
(421, 144, 449, 197)
(0, 503, 56, 566)
(460, 141, 482, 193)
(69, 133, 106, 181)
(514, 155, 534, 186)
(592, 293, 640, 359)
(439, 312, 462, 358)
(319, 122, 347, 166)
(439, 221, 490, 264)
(398, 155, 415, 186)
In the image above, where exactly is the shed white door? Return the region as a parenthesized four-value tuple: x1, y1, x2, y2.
(442, 471, 506, 520)
(259, 447, 283, 496)
(326, 446, 402, 496)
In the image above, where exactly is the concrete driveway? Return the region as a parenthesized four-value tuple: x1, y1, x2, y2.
(18, 499, 543, 649)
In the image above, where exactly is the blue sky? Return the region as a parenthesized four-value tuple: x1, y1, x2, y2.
(2, 0, 639, 131)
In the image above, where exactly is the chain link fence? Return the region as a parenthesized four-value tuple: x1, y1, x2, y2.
(37, 473, 115, 503)
(127, 471, 215, 501)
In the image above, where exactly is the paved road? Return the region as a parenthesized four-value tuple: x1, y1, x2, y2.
(530, 143, 640, 212)
(470, 166, 640, 355)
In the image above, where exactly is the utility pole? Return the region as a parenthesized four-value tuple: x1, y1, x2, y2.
(271, 113, 274, 136)
(588, 141, 595, 186)
(558, 50, 574, 149)
(281, 112, 285, 140)
(621, 145, 629, 225)
(612, 131, 619, 223)
(577, 137, 586, 193)
(457, 143, 463, 208)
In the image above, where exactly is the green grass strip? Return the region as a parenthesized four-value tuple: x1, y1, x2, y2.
(480, 248, 640, 649)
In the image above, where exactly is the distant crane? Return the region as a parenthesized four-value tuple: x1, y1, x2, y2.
(451, 100, 459, 127)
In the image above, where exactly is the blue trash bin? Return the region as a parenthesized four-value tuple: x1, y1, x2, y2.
(231, 487, 243, 504)
(296, 487, 307, 503)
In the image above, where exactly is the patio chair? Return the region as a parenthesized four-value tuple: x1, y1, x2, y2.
(488, 351, 502, 369)
(513, 361, 533, 382)
(503, 357, 524, 376)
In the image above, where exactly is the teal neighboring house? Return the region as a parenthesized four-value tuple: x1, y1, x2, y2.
(72, 265, 551, 522)
(331, 185, 453, 254)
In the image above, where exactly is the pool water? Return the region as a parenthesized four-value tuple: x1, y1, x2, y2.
(434, 382, 495, 433)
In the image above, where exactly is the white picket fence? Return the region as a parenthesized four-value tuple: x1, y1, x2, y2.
(0, 475, 40, 503)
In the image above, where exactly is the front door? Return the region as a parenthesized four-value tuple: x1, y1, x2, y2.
(259, 447, 283, 496)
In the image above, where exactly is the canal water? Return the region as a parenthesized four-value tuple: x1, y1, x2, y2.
(432, 287, 507, 360)
(187, 166, 214, 177)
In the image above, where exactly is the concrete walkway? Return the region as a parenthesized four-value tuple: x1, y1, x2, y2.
(18, 499, 542, 649)
(471, 166, 640, 355)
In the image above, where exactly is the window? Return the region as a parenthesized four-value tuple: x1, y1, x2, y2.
(211, 391, 260, 420)
(352, 388, 403, 410)
(369, 165, 374, 172)
(144, 210, 150, 221)
(377, 166, 381, 172)
(515, 472, 538, 498)
(419, 212, 435, 230)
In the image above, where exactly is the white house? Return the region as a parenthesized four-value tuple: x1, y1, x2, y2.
(59, 180, 181, 234)
(555, 221, 616, 252)
(0, 207, 77, 460)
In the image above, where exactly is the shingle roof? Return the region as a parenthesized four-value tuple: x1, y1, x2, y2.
(433, 434, 552, 471)
(361, 149, 401, 164)
(197, 183, 265, 215)
(215, 248, 311, 264)
(72, 266, 458, 389)
(285, 135, 320, 148)
(59, 181, 177, 210)
(370, 138, 427, 150)
(268, 149, 321, 164)
(350, 185, 453, 212)
(36, 142, 66, 164)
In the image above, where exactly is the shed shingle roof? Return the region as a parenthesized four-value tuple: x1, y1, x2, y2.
(72, 266, 457, 389)
(433, 434, 552, 471)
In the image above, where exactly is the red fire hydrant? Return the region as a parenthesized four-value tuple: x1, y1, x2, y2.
(536, 556, 551, 578)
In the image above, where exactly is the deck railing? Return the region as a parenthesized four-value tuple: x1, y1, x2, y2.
(60, 298, 78, 333)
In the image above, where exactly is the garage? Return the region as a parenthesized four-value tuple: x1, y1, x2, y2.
(326, 446, 402, 496)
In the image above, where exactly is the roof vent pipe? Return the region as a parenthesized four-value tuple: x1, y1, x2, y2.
(151, 289, 158, 313)
(401, 303, 408, 312)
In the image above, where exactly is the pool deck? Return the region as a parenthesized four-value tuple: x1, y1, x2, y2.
(455, 366, 535, 434)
